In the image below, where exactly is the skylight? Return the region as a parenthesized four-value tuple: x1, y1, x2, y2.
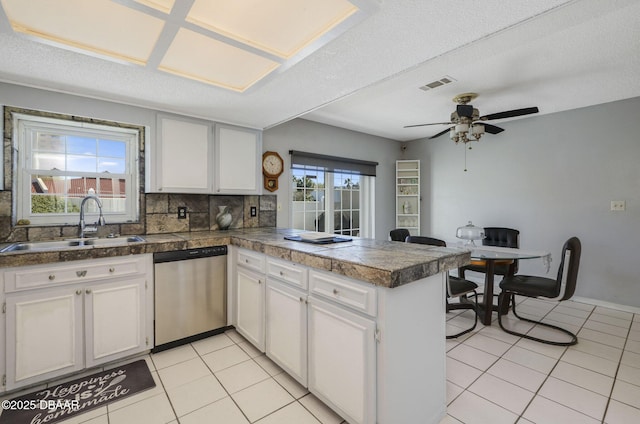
(0, 0, 363, 92)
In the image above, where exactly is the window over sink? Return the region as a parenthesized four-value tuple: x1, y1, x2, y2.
(10, 110, 141, 226)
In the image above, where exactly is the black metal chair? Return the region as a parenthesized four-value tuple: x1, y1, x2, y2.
(389, 228, 410, 242)
(497, 237, 581, 346)
(405, 236, 479, 338)
(459, 227, 520, 278)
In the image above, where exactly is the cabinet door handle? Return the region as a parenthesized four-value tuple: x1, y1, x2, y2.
(109, 267, 115, 273)
(76, 290, 82, 295)
(245, 259, 249, 263)
(299, 297, 304, 302)
(258, 280, 262, 285)
(76, 270, 87, 277)
(333, 288, 339, 295)
(279, 271, 285, 276)
(85, 289, 92, 294)
(48, 274, 55, 281)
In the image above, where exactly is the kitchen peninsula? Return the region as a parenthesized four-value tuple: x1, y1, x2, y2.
(0, 228, 470, 424)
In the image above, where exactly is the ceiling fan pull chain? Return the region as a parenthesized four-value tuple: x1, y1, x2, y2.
(464, 144, 468, 172)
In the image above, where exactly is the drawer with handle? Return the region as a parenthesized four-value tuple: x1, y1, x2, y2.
(3, 255, 148, 292)
(237, 248, 265, 273)
(309, 269, 377, 317)
(266, 257, 308, 289)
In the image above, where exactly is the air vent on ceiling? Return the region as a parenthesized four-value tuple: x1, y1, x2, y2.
(418, 76, 456, 91)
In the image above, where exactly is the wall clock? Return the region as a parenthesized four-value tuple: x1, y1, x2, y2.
(262, 151, 283, 192)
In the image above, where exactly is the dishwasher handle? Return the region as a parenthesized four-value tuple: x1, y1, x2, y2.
(153, 246, 227, 263)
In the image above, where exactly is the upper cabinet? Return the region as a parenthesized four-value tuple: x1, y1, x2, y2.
(214, 124, 262, 194)
(147, 115, 262, 194)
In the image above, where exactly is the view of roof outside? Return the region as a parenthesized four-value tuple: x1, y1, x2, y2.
(29, 133, 128, 214)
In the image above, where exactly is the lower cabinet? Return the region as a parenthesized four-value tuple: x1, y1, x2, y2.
(2, 255, 152, 391)
(85, 278, 148, 367)
(236, 266, 265, 352)
(308, 296, 376, 424)
(261, 256, 377, 424)
(6, 286, 84, 388)
(265, 279, 307, 386)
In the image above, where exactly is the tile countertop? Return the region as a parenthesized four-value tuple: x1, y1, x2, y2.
(0, 228, 470, 288)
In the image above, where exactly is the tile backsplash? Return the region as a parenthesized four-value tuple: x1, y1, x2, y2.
(0, 192, 277, 242)
(145, 193, 276, 234)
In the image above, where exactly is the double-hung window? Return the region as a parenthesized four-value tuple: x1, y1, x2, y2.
(13, 112, 140, 226)
(290, 151, 377, 238)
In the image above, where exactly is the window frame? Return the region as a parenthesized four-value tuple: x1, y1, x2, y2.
(13, 112, 140, 226)
(291, 166, 373, 238)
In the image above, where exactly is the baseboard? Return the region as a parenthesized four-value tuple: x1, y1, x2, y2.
(571, 296, 640, 315)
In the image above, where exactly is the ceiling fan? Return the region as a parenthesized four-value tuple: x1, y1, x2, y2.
(404, 93, 539, 143)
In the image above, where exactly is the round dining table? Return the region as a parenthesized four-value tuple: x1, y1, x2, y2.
(455, 245, 551, 326)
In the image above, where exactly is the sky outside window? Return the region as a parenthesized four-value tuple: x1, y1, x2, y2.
(32, 133, 126, 173)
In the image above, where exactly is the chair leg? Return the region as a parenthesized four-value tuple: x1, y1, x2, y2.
(446, 290, 478, 339)
(497, 293, 577, 346)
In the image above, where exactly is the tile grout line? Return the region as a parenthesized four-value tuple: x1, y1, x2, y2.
(600, 312, 637, 423)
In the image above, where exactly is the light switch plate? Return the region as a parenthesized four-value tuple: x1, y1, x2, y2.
(610, 200, 626, 211)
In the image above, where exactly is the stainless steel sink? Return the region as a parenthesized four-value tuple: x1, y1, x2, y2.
(0, 240, 88, 252)
(83, 235, 146, 247)
(0, 236, 145, 253)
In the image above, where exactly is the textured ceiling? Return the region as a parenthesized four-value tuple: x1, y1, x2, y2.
(0, 0, 638, 141)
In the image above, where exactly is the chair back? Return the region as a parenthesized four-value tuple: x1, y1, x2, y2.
(483, 227, 520, 248)
(390, 228, 410, 242)
(405, 236, 446, 247)
(557, 237, 581, 300)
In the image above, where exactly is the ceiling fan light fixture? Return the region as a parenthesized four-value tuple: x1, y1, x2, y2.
(471, 124, 484, 138)
(455, 123, 469, 134)
(449, 128, 459, 142)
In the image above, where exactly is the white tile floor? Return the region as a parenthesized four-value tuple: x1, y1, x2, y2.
(445, 295, 640, 424)
(3, 295, 640, 424)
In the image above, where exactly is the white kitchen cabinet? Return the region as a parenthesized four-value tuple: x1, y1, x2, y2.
(2, 255, 153, 391)
(307, 280, 376, 424)
(265, 278, 308, 386)
(148, 116, 263, 194)
(153, 115, 213, 193)
(232, 249, 447, 424)
(236, 266, 265, 352)
(6, 286, 84, 389)
(0, 279, 4, 393)
(214, 124, 262, 194)
(85, 277, 148, 368)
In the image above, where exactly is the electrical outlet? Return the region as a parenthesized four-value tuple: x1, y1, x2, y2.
(610, 200, 626, 211)
(177, 206, 187, 219)
(250, 206, 257, 217)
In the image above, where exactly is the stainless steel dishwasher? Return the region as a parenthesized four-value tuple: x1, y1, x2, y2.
(153, 246, 228, 352)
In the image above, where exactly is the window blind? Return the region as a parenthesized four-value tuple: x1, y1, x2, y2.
(289, 150, 378, 176)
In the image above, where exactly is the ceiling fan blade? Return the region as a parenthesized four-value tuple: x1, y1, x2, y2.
(404, 122, 453, 128)
(429, 127, 452, 139)
(480, 107, 539, 121)
(483, 124, 504, 134)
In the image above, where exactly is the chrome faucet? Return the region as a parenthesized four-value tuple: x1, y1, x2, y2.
(78, 195, 106, 238)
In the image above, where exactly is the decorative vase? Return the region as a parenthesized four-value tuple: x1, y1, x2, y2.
(216, 205, 233, 230)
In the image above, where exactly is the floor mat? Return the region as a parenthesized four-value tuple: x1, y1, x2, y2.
(0, 359, 155, 424)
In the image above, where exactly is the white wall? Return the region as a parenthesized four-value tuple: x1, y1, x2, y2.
(263, 118, 399, 239)
(405, 96, 640, 308)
